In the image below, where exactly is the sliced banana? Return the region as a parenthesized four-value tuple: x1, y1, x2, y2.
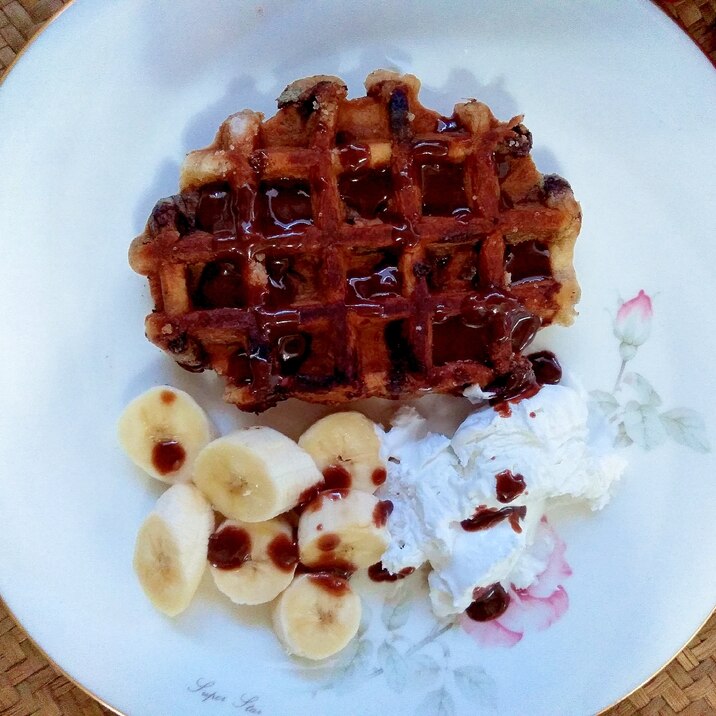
(133, 483, 213, 616)
(298, 412, 386, 493)
(298, 489, 391, 570)
(209, 517, 297, 605)
(272, 573, 361, 660)
(193, 426, 323, 523)
(118, 386, 212, 484)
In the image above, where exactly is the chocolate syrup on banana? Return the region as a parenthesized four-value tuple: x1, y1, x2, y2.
(151, 440, 186, 475)
(208, 526, 252, 570)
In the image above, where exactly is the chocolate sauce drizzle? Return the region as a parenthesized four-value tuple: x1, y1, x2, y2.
(460, 505, 527, 534)
(465, 583, 511, 622)
(148, 80, 571, 412)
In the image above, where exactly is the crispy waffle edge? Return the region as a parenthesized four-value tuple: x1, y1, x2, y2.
(129, 70, 581, 412)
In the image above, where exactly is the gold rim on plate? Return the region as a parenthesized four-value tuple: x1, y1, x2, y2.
(0, 3, 713, 715)
(1, 8, 127, 714)
(0, 1, 72, 84)
(0, 594, 124, 716)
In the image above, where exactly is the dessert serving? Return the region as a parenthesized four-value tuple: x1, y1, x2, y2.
(129, 70, 581, 412)
(2, 1, 714, 713)
(119, 364, 626, 661)
(120, 71, 625, 666)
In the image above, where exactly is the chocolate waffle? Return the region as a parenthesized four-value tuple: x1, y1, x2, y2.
(129, 71, 581, 412)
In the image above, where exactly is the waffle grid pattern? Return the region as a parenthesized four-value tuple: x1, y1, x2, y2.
(131, 72, 580, 411)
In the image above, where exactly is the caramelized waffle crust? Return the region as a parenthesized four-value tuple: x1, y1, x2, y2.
(130, 71, 581, 412)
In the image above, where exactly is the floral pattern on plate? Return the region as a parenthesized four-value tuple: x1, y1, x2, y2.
(310, 583, 499, 712)
(459, 519, 571, 648)
(306, 519, 570, 711)
(591, 290, 711, 453)
(305, 290, 711, 704)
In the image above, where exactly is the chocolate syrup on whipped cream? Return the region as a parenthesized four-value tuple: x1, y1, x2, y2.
(495, 470, 526, 503)
(460, 505, 527, 534)
(465, 583, 511, 622)
(368, 562, 415, 582)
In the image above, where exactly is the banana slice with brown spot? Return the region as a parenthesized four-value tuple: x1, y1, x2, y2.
(272, 573, 361, 660)
(118, 386, 212, 484)
(208, 516, 298, 605)
(298, 412, 387, 492)
(298, 489, 392, 571)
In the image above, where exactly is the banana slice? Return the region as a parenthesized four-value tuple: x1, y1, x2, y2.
(209, 517, 298, 605)
(133, 483, 213, 616)
(193, 427, 323, 522)
(118, 386, 212, 484)
(272, 573, 361, 660)
(298, 489, 392, 571)
(298, 412, 386, 493)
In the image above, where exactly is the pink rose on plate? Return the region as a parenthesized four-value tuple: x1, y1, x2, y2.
(614, 290, 653, 360)
(459, 519, 572, 648)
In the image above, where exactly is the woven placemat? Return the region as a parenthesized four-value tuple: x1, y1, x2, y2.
(1, 1, 715, 714)
(1, 0, 712, 72)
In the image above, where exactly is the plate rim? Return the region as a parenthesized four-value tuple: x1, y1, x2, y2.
(0, 2, 714, 715)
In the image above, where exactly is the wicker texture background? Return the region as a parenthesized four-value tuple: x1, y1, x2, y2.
(1, 0, 715, 714)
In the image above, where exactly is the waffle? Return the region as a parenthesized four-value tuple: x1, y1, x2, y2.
(129, 71, 581, 412)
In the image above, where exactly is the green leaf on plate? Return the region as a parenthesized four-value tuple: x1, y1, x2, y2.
(382, 590, 412, 631)
(589, 389, 619, 416)
(328, 638, 373, 690)
(409, 653, 442, 682)
(624, 372, 662, 407)
(415, 687, 455, 716)
(660, 408, 711, 453)
(358, 603, 372, 637)
(615, 422, 634, 448)
(453, 665, 497, 707)
(623, 401, 667, 450)
(378, 642, 409, 693)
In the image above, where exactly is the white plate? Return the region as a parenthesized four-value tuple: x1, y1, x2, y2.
(1, 1, 715, 714)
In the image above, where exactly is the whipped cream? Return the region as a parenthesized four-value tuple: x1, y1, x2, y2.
(377, 383, 626, 618)
(452, 383, 625, 510)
